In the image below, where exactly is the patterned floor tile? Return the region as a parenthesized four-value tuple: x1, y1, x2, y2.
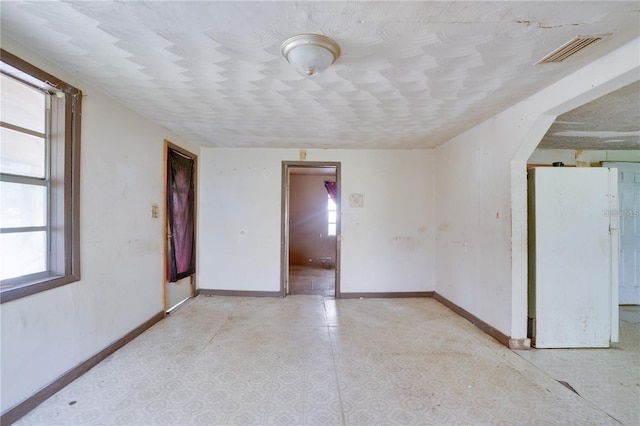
(13, 296, 637, 425)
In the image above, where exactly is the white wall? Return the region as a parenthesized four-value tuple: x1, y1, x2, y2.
(435, 38, 639, 339)
(198, 149, 436, 294)
(575, 150, 640, 165)
(434, 122, 515, 334)
(0, 37, 199, 413)
(529, 148, 640, 166)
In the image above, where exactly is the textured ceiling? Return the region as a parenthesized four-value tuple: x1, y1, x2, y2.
(1, 1, 638, 149)
(538, 81, 640, 150)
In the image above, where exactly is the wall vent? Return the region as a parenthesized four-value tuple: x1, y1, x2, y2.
(536, 34, 611, 64)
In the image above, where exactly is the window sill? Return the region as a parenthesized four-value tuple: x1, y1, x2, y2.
(0, 273, 80, 304)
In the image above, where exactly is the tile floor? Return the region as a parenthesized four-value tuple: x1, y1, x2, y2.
(288, 266, 335, 297)
(516, 305, 639, 425)
(14, 296, 639, 425)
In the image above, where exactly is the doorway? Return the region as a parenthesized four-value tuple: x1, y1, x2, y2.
(281, 161, 341, 298)
(604, 161, 640, 306)
(164, 141, 197, 313)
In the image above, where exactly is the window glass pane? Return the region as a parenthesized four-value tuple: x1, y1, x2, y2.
(0, 126, 46, 178)
(328, 211, 337, 223)
(328, 197, 336, 210)
(0, 231, 47, 280)
(328, 224, 336, 236)
(0, 73, 45, 133)
(0, 181, 47, 228)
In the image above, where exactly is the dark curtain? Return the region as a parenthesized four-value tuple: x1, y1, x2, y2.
(167, 149, 196, 282)
(324, 180, 337, 202)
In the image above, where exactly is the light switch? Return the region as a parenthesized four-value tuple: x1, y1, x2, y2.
(151, 204, 159, 218)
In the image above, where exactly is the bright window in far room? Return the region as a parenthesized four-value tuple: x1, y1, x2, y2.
(328, 194, 337, 236)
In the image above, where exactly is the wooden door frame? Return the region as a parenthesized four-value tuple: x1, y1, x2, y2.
(281, 161, 341, 298)
(163, 140, 198, 312)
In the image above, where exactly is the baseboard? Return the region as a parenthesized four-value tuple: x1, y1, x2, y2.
(340, 291, 434, 299)
(198, 289, 282, 297)
(199, 290, 434, 299)
(432, 292, 511, 347)
(1, 311, 164, 426)
(508, 338, 531, 350)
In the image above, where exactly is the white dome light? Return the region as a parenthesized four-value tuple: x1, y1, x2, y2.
(281, 34, 341, 77)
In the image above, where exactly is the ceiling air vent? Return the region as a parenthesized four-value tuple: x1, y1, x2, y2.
(536, 34, 611, 64)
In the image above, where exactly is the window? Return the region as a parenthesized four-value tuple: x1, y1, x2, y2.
(328, 194, 337, 236)
(0, 50, 81, 303)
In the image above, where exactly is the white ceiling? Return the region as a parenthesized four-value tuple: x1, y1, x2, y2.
(1, 1, 638, 149)
(538, 81, 640, 150)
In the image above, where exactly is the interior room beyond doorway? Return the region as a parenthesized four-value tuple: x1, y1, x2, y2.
(288, 165, 337, 297)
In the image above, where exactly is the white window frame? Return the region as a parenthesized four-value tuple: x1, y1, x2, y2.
(328, 194, 337, 236)
(0, 50, 82, 303)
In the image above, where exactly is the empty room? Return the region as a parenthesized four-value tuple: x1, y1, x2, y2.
(1, 2, 639, 425)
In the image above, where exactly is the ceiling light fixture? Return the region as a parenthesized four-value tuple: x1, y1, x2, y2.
(281, 33, 340, 77)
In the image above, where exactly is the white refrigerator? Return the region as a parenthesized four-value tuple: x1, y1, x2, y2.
(528, 167, 619, 348)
